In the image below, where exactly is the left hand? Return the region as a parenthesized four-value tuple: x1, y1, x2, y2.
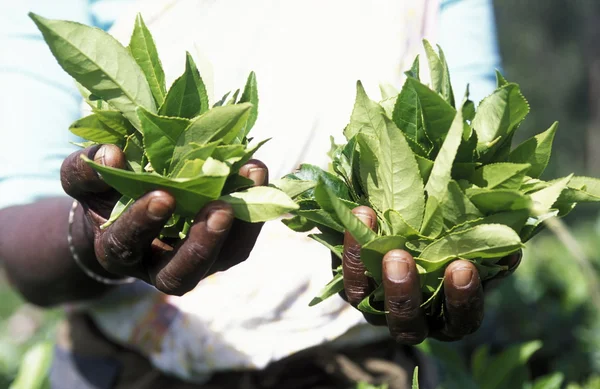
(335, 205, 522, 345)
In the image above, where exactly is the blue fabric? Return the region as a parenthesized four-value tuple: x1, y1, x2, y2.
(0, 0, 502, 208)
(0, 0, 129, 209)
(439, 0, 502, 104)
(50, 346, 120, 389)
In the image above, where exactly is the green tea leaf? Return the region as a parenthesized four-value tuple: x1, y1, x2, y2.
(412, 367, 420, 389)
(405, 78, 457, 151)
(309, 231, 344, 259)
(508, 122, 558, 178)
(70, 141, 98, 148)
(345, 81, 386, 140)
(314, 180, 376, 246)
(137, 107, 191, 174)
(238, 71, 259, 138)
(451, 210, 529, 234)
(423, 40, 443, 94)
(362, 115, 425, 227)
(384, 209, 421, 238)
(495, 70, 508, 87)
(467, 188, 532, 214)
(441, 180, 483, 228)
(282, 215, 316, 233)
(557, 176, 600, 203)
(414, 155, 434, 183)
(296, 209, 344, 232)
(392, 78, 432, 153)
(456, 125, 478, 163)
(568, 176, 600, 196)
(220, 186, 298, 222)
(227, 89, 241, 105)
(129, 14, 166, 106)
(94, 110, 134, 136)
(211, 144, 245, 163)
(361, 235, 408, 283)
(221, 174, 254, 195)
(83, 156, 229, 217)
(473, 83, 529, 153)
(270, 178, 316, 199)
(29, 13, 156, 129)
(173, 159, 207, 178)
(379, 82, 400, 100)
(462, 85, 476, 122)
(308, 273, 344, 306)
(425, 109, 462, 199)
(159, 52, 209, 118)
(172, 103, 251, 164)
(419, 224, 523, 271)
(123, 133, 144, 173)
(213, 91, 231, 108)
(230, 138, 270, 172)
(421, 276, 445, 308)
(420, 196, 444, 239)
(69, 114, 125, 145)
(530, 174, 571, 215)
(169, 141, 219, 177)
(358, 285, 386, 315)
(423, 40, 454, 106)
(420, 108, 463, 237)
(470, 163, 531, 190)
(101, 196, 133, 229)
(357, 133, 384, 209)
(291, 163, 351, 201)
(405, 55, 420, 80)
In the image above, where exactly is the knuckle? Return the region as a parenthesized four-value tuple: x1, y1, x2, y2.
(155, 270, 187, 296)
(386, 297, 420, 321)
(103, 232, 139, 265)
(185, 241, 212, 266)
(344, 282, 369, 303)
(393, 331, 426, 346)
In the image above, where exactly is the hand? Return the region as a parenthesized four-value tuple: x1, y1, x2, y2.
(61, 144, 267, 295)
(337, 205, 522, 345)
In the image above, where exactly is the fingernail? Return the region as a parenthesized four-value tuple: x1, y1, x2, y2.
(452, 268, 473, 288)
(147, 197, 172, 219)
(207, 209, 233, 232)
(94, 145, 107, 165)
(383, 257, 409, 282)
(355, 213, 372, 227)
(248, 167, 267, 186)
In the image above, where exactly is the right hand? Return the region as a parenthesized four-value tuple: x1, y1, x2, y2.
(61, 144, 268, 295)
(336, 206, 522, 345)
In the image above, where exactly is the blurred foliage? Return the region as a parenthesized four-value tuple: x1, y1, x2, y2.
(0, 275, 60, 388)
(493, 0, 600, 180)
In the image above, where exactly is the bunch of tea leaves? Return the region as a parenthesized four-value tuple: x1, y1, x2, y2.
(30, 13, 297, 238)
(275, 41, 600, 316)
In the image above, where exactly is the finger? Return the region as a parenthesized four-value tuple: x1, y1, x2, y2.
(441, 260, 484, 339)
(211, 160, 268, 273)
(61, 145, 126, 216)
(61, 144, 126, 199)
(98, 191, 175, 276)
(151, 201, 234, 296)
(382, 250, 428, 345)
(342, 206, 378, 305)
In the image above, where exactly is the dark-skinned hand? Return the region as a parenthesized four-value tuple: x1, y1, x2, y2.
(335, 206, 522, 345)
(61, 144, 268, 295)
